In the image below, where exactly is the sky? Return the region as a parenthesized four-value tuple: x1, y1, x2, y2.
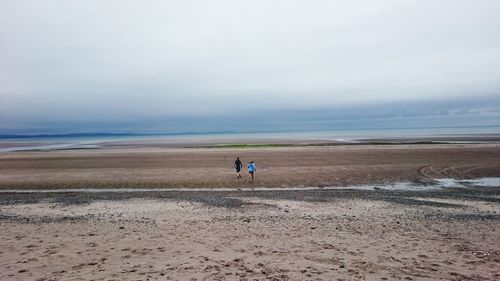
(1, 0, 500, 134)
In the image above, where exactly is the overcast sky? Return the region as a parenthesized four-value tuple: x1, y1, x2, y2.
(1, 0, 499, 134)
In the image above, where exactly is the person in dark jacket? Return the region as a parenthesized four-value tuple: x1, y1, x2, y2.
(234, 157, 243, 179)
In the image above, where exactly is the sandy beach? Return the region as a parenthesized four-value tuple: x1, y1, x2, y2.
(0, 187, 499, 280)
(0, 142, 499, 280)
(1, 143, 500, 190)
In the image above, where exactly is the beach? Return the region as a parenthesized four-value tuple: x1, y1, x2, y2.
(0, 143, 499, 190)
(1, 187, 499, 280)
(3, 0, 500, 279)
(0, 141, 499, 280)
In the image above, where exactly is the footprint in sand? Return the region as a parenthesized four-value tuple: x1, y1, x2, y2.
(71, 263, 87, 270)
(253, 250, 264, 256)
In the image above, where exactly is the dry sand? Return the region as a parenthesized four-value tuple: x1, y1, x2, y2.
(0, 187, 499, 280)
(1, 144, 500, 190)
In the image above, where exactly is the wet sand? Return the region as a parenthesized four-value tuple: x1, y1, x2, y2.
(1, 143, 500, 190)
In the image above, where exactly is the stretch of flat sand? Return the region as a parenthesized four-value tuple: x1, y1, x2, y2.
(0, 142, 499, 280)
(1, 143, 500, 190)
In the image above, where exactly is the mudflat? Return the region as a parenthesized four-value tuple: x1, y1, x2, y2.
(0, 143, 499, 189)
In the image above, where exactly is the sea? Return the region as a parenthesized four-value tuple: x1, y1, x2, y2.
(1, 126, 500, 152)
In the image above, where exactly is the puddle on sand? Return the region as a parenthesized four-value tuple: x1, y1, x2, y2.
(345, 178, 500, 191)
(457, 177, 500, 187)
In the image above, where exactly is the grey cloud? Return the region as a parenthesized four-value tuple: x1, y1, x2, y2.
(1, 1, 500, 133)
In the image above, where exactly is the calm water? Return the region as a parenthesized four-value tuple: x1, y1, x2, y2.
(1, 126, 500, 152)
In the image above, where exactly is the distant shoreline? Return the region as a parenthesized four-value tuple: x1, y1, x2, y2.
(2, 139, 500, 153)
(1, 125, 500, 140)
(1, 127, 500, 152)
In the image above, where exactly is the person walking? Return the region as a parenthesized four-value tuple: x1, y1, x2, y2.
(234, 157, 243, 179)
(247, 161, 256, 183)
